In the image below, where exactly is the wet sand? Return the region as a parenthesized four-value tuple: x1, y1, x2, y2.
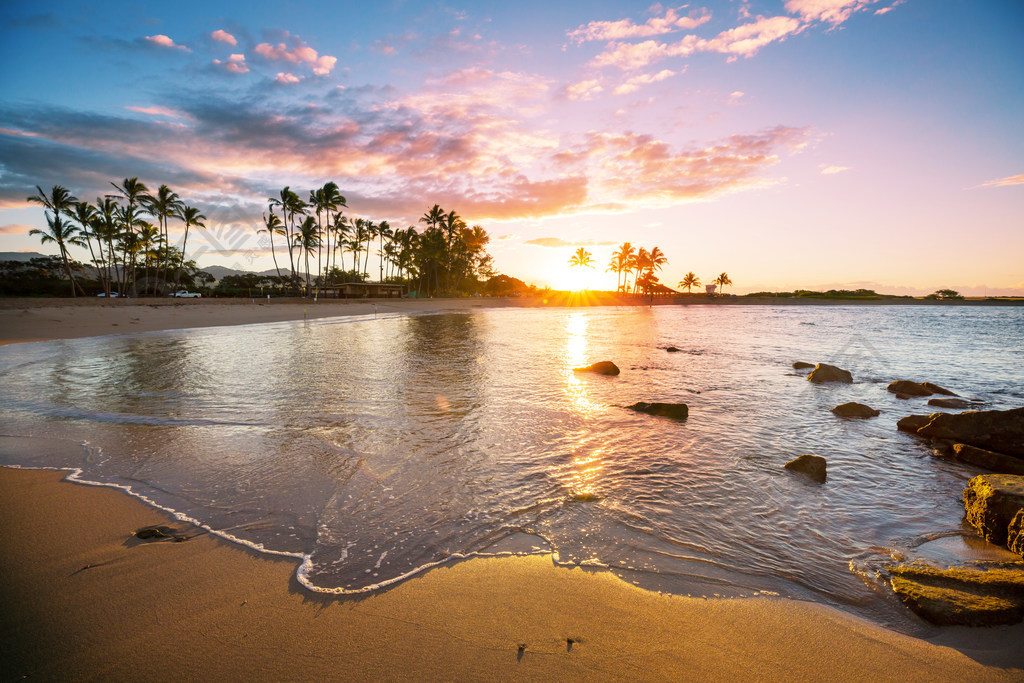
(3, 467, 1022, 680)
(2, 297, 1023, 678)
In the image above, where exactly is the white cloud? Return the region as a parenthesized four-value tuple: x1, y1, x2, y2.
(211, 29, 237, 46)
(144, 34, 190, 52)
(820, 164, 850, 175)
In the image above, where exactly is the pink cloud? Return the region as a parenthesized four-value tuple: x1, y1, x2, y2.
(213, 54, 250, 74)
(254, 33, 337, 75)
(613, 69, 678, 95)
(567, 6, 712, 44)
(784, 0, 878, 25)
(523, 237, 617, 248)
(701, 15, 803, 58)
(275, 72, 301, 84)
(820, 164, 850, 175)
(591, 36, 699, 70)
(144, 34, 190, 52)
(0, 224, 33, 234)
(566, 79, 604, 101)
(211, 29, 237, 46)
(125, 105, 190, 119)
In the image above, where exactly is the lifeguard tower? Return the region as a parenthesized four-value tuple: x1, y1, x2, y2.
(705, 284, 717, 295)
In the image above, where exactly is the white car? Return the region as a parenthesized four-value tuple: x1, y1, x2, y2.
(96, 292, 119, 297)
(171, 290, 201, 298)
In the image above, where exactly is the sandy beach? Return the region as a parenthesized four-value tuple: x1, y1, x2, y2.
(2, 297, 1023, 679)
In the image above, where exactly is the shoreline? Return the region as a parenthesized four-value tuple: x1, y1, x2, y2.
(1, 293, 1021, 346)
(3, 297, 1024, 676)
(3, 466, 1022, 679)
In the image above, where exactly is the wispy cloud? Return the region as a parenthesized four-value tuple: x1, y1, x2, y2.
(125, 105, 191, 119)
(613, 69, 678, 95)
(974, 173, 1024, 189)
(567, 5, 711, 45)
(144, 34, 191, 52)
(523, 237, 617, 248)
(211, 29, 237, 46)
(0, 224, 33, 235)
(820, 164, 849, 174)
(784, 0, 879, 25)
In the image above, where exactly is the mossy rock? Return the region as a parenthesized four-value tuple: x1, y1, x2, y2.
(963, 475, 1024, 546)
(888, 561, 1024, 626)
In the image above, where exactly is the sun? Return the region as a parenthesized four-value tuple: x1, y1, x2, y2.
(552, 264, 603, 292)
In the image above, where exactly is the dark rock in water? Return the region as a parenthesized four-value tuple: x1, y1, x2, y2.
(665, 346, 681, 353)
(888, 561, 1024, 626)
(806, 363, 852, 383)
(627, 402, 688, 420)
(897, 414, 933, 433)
(573, 361, 620, 376)
(887, 380, 934, 397)
(830, 402, 880, 418)
(917, 407, 1024, 458)
(923, 382, 958, 396)
(133, 525, 189, 542)
(792, 361, 814, 370)
(1009, 510, 1024, 557)
(784, 454, 827, 483)
(928, 397, 971, 409)
(952, 444, 1024, 475)
(963, 475, 1024, 547)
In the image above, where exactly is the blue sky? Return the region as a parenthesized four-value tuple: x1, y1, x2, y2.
(1, 0, 1022, 293)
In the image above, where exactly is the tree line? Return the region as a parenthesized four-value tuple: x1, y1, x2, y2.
(26, 179, 497, 298)
(569, 242, 733, 295)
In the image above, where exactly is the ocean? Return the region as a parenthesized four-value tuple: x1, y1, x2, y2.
(2, 304, 1022, 629)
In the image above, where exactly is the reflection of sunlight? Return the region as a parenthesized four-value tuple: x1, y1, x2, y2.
(563, 313, 603, 417)
(567, 449, 604, 501)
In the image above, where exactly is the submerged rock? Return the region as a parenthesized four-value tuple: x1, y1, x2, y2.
(784, 454, 827, 483)
(887, 380, 958, 397)
(963, 475, 1024, 547)
(830, 402, 880, 418)
(627, 402, 688, 420)
(928, 397, 971, 409)
(573, 361, 620, 376)
(916, 407, 1024, 458)
(888, 561, 1024, 626)
(792, 361, 814, 370)
(665, 346, 681, 353)
(806, 363, 852, 383)
(952, 444, 1024, 475)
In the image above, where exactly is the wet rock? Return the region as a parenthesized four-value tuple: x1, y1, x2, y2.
(792, 361, 814, 370)
(897, 414, 932, 433)
(627, 402, 688, 420)
(952, 444, 1024, 475)
(830, 402, 880, 418)
(806, 363, 852, 383)
(784, 454, 827, 483)
(1009, 510, 1024, 556)
(923, 382, 958, 396)
(963, 475, 1024, 547)
(928, 397, 971, 409)
(133, 525, 189, 542)
(665, 346, 681, 353)
(887, 380, 934, 397)
(917, 407, 1024, 458)
(888, 562, 1024, 626)
(573, 361, 620, 376)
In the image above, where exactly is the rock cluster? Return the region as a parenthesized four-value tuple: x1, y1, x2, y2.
(897, 407, 1024, 473)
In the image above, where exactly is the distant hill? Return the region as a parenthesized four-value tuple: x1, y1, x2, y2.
(0, 251, 47, 262)
(200, 265, 293, 281)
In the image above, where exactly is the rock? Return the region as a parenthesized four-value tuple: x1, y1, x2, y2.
(573, 361, 620, 376)
(963, 475, 1024, 547)
(133, 525, 189, 542)
(952, 444, 1024, 475)
(887, 380, 934, 397)
(897, 414, 932, 433)
(792, 361, 814, 370)
(888, 562, 1024, 626)
(627, 402, 688, 420)
(830, 402, 880, 418)
(917, 407, 1024, 458)
(665, 346, 681, 353)
(806, 363, 852, 383)
(1009, 510, 1024, 556)
(923, 382, 958, 396)
(784, 454, 827, 483)
(928, 397, 971, 409)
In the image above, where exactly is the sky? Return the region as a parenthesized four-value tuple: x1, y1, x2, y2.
(1, 0, 1022, 294)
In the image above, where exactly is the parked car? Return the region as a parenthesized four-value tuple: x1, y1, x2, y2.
(170, 290, 201, 298)
(96, 292, 119, 297)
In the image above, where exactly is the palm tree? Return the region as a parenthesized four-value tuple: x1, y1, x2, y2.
(109, 178, 149, 294)
(142, 184, 182, 291)
(648, 246, 667, 275)
(610, 242, 634, 292)
(377, 220, 392, 282)
(69, 201, 100, 286)
(632, 248, 651, 294)
(173, 205, 205, 290)
(295, 216, 319, 295)
(714, 272, 733, 294)
(27, 185, 85, 296)
(259, 211, 285, 281)
(679, 272, 700, 293)
(568, 247, 594, 269)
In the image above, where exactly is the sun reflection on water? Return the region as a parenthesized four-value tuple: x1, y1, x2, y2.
(563, 312, 604, 418)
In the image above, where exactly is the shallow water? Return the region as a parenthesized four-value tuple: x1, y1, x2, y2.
(2, 304, 1022, 627)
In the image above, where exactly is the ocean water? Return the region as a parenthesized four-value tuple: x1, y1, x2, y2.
(2, 304, 1022, 628)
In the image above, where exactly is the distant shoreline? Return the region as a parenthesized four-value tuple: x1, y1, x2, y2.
(1, 293, 1021, 346)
